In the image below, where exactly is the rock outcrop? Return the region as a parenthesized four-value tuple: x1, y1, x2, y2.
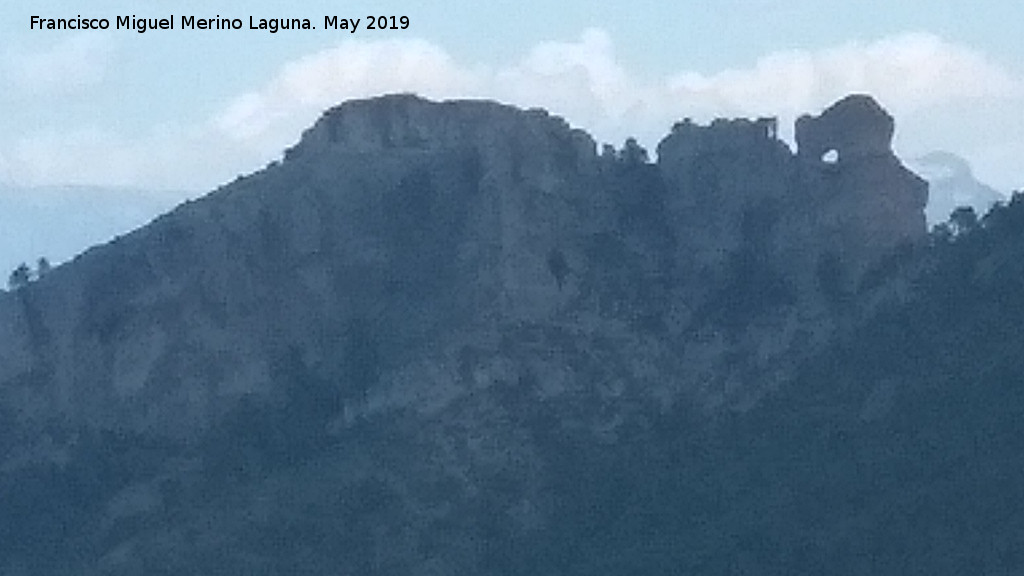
(795, 95, 928, 275)
(796, 94, 895, 161)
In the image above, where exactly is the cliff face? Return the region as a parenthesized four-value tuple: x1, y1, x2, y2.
(653, 94, 927, 406)
(658, 94, 926, 291)
(795, 95, 928, 269)
(0, 96, 606, 434)
(0, 94, 927, 437)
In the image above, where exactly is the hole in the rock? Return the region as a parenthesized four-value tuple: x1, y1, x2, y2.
(821, 149, 839, 164)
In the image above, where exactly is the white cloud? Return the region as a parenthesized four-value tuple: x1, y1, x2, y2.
(215, 39, 480, 145)
(666, 32, 1020, 120)
(5, 29, 1023, 192)
(212, 29, 1022, 159)
(3, 34, 114, 95)
(6, 123, 257, 192)
(209, 28, 664, 166)
(495, 29, 636, 121)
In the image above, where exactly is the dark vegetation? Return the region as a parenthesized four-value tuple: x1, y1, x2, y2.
(6, 257, 49, 290)
(478, 193, 1024, 574)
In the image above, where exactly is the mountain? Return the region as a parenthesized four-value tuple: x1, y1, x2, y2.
(3, 93, 1019, 574)
(908, 151, 1005, 226)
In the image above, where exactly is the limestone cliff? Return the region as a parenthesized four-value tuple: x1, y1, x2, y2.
(795, 95, 928, 272)
(654, 94, 927, 406)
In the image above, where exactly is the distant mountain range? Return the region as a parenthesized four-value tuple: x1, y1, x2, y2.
(908, 150, 1006, 226)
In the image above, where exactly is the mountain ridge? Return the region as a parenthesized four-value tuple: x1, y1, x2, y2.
(3, 92, 992, 574)
(0, 93, 927, 437)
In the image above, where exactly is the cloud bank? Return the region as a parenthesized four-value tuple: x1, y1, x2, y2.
(4, 29, 1022, 192)
(2, 34, 114, 95)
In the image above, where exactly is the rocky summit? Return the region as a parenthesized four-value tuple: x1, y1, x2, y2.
(5, 92, 1002, 574)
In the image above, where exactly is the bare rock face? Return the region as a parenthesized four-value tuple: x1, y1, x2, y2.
(0, 95, 609, 437)
(656, 93, 927, 291)
(795, 94, 928, 274)
(652, 95, 928, 406)
(656, 116, 792, 269)
(796, 94, 895, 161)
(286, 94, 606, 326)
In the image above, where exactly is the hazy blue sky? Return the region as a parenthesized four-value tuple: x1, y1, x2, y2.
(0, 1, 1021, 213)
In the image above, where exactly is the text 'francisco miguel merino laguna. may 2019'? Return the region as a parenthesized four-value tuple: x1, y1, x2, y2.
(29, 14, 411, 33)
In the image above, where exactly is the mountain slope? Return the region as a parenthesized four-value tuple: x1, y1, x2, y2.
(0, 93, 984, 574)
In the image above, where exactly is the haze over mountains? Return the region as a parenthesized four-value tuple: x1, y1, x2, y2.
(0, 93, 1021, 574)
(908, 151, 1006, 226)
(0, 185, 182, 278)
